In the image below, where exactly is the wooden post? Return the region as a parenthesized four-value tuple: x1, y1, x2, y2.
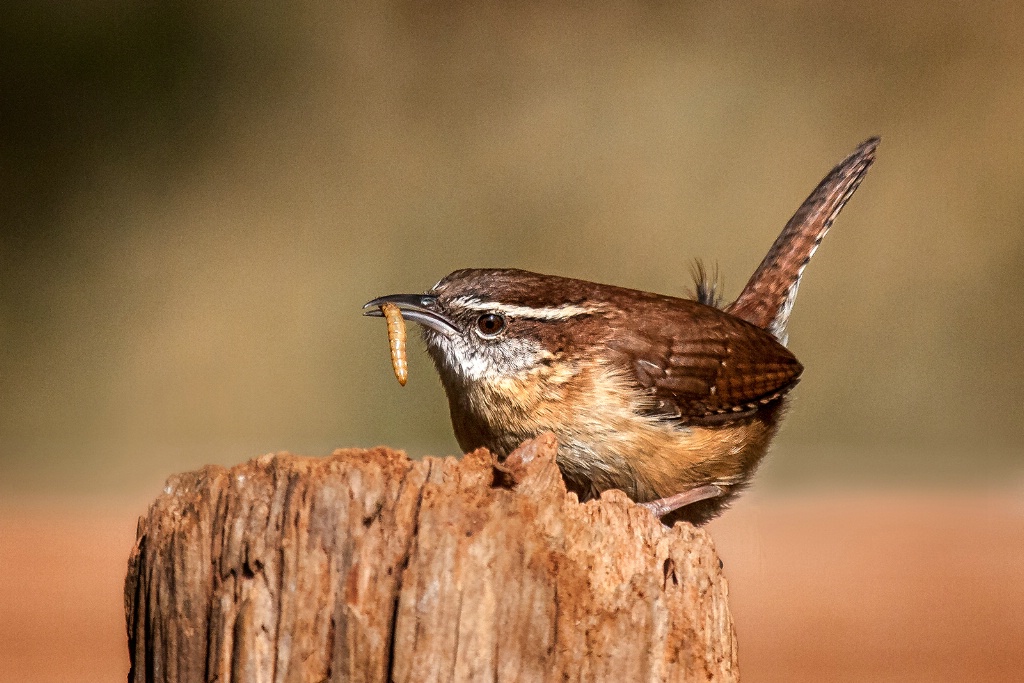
(125, 433, 738, 682)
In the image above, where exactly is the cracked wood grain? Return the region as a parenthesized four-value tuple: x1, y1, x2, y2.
(125, 434, 738, 682)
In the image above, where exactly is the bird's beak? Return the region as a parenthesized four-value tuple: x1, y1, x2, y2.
(362, 294, 459, 338)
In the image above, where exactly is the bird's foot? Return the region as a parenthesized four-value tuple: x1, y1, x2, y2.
(640, 484, 724, 519)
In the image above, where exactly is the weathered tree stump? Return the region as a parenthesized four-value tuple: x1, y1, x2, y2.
(125, 433, 738, 682)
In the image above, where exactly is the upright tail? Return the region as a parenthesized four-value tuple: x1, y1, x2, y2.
(727, 137, 879, 345)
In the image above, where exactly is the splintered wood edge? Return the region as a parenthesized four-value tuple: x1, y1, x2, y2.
(125, 433, 738, 682)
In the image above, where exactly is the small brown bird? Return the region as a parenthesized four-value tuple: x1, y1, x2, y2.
(365, 138, 878, 524)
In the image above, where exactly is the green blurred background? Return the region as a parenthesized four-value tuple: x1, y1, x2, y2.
(2, 0, 1023, 499)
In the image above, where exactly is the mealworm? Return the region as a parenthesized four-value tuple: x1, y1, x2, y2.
(380, 303, 408, 386)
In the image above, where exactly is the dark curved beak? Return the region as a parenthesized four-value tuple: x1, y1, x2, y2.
(362, 294, 459, 338)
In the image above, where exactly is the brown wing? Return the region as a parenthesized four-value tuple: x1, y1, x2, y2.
(606, 300, 803, 424)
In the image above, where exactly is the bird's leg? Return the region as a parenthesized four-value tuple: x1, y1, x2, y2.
(641, 485, 724, 519)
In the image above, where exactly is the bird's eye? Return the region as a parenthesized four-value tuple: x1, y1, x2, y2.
(475, 313, 506, 338)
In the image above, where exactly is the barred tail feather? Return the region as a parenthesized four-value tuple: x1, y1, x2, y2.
(727, 137, 879, 344)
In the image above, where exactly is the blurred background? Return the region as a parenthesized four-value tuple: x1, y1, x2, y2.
(1, 1, 1022, 681)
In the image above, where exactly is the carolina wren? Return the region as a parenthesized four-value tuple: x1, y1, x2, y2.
(365, 138, 878, 524)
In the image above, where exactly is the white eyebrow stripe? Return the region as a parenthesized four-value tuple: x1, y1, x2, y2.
(450, 297, 603, 320)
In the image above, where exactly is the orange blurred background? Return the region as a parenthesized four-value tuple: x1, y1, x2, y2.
(1, 2, 1022, 680)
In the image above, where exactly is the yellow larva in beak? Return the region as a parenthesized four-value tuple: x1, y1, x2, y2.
(380, 302, 408, 386)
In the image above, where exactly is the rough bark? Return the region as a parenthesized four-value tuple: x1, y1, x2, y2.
(125, 433, 738, 682)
